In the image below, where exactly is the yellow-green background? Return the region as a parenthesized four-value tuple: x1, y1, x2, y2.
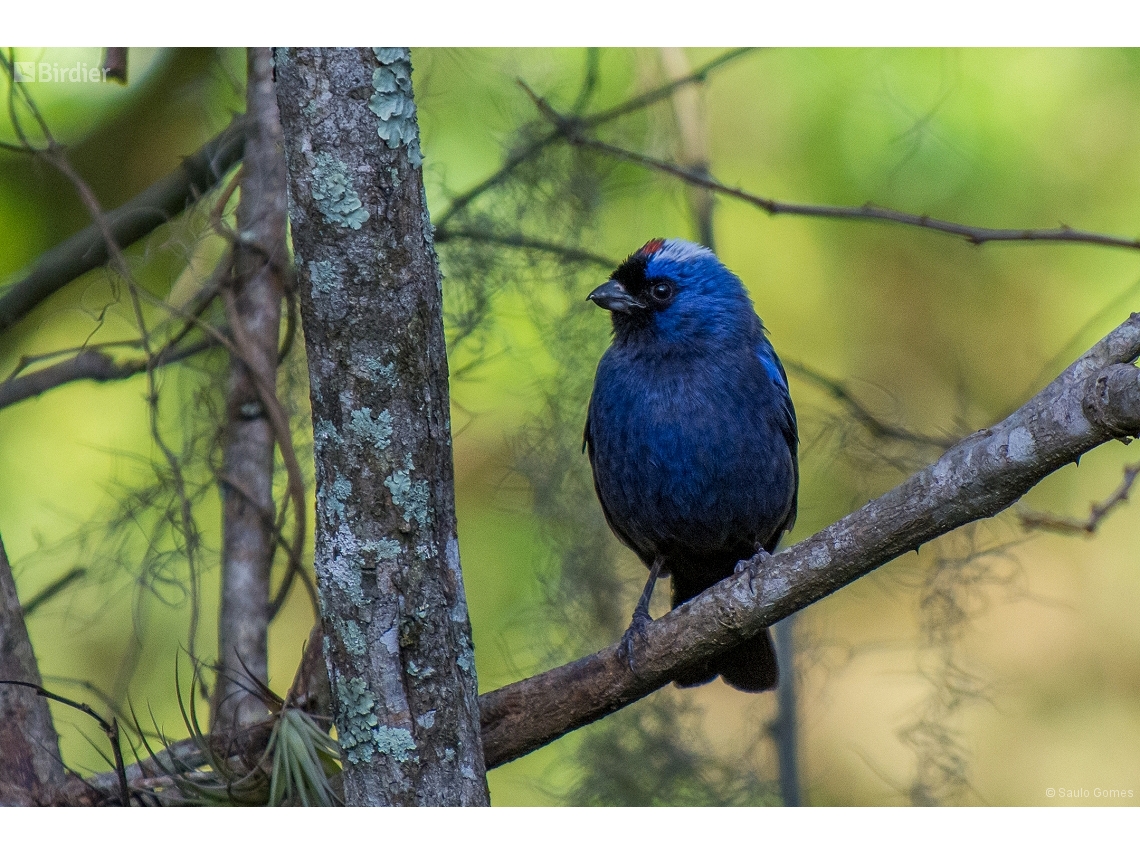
(2, 47, 1139, 805)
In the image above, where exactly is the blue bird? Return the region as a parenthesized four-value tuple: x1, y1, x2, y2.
(584, 238, 798, 692)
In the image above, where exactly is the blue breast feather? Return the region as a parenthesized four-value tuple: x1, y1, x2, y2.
(585, 333, 798, 564)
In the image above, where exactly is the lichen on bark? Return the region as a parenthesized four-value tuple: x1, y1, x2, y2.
(275, 47, 488, 806)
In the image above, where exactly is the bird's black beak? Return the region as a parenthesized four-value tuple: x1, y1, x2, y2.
(587, 280, 645, 313)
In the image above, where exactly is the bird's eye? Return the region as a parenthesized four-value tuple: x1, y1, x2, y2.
(650, 281, 674, 303)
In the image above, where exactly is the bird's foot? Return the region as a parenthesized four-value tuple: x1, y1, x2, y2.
(733, 546, 771, 577)
(619, 605, 652, 669)
(738, 546, 773, 595)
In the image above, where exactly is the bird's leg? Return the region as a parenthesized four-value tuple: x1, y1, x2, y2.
(620, 556, 664, 666)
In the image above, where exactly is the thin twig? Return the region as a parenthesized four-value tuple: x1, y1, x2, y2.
(434, 227, 617, 268)
(513, 70, 1140, 258)
(433, 48, 755, 230)
(19, 567, 87, 617)
(558, 134, 1140, 254)
(0, 339, 217, 411)
(0, 113, 248, 335)
(783, 359, 958, 450)
(582, 48, 756, 129)
(1019, 462, 1140, 535)
(12, 87, 210, 669)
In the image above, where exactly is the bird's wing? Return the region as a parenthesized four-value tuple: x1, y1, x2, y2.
(755, 336, 799, 537)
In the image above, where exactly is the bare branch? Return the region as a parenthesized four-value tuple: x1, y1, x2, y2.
(0, 339, 216, 411)
(434, 48, 755, 230)
(783, 358, 958, 451)
(0, 114, 248, 335)
(478, 313, 1140, 769)
(582, 48, 756, 129)
(434, 226, 617, 268)
(548, 131, 1140, 255)
(1019, 461, 1140, 535)
(213, 46, 289, 732)
(19, 567, 87, 618)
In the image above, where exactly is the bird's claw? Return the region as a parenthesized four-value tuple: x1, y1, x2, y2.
(619, 607, 652, 668)
(751, 544, 773, 565)
(738, 546, 772, 596)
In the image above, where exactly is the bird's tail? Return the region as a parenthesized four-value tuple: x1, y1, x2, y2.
(672, 628, 778, 692)
(716, 628, 779, 692)
(669, 567, 779, 692)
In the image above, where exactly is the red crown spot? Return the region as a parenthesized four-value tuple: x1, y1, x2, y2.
(638, 238, 666, 257)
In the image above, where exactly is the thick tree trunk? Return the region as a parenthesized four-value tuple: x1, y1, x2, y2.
(275, 47, 488, 806)
(213, 47, 287, 731)
(0, 533, 68, 805)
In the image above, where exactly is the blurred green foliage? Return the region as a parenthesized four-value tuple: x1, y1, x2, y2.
(2, 47, 1140, 806)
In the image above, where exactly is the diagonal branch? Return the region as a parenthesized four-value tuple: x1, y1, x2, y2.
(153, 315, 1140, 779)
(0, 339, 216, 411)
(783, 358, 958, 451)
(57, 306, 1140, 791)
(19, 567, 87, 618)
(478, 312, 1140, 769)
(433, 48, 755, 230)
(126, 314, 1139, 776)
(0, 114, 248, 335)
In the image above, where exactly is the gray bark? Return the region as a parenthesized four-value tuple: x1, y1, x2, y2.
(213, 48, 288, 731)
(0, 533, 68, 805)
(275, 47, 488, 806)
